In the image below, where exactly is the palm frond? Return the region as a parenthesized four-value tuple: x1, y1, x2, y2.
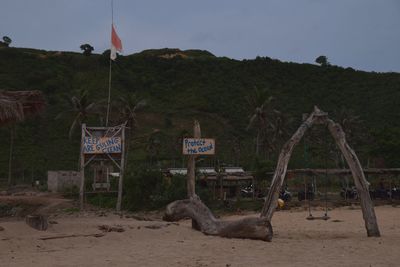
(0, 90, 45, 125)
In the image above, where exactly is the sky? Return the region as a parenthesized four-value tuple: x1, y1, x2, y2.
(1, 0, 399, 72)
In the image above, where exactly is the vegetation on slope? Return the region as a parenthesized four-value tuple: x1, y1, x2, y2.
(0, 46, 399, 188)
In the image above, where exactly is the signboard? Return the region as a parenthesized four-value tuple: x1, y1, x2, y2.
(183, 138, 215, 155)
(83, 136, 122, 154)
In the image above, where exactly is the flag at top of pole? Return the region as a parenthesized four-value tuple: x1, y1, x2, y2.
(110, 24, 122, 60)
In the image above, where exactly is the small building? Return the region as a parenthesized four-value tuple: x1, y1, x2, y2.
(47, 171, 81, 193)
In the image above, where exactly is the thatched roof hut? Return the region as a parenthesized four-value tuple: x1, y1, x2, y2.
(0, 90, 45, 125)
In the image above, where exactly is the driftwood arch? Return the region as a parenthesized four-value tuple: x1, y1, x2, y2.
(164, 107, 380, 241)
(261, 106, 380, 237)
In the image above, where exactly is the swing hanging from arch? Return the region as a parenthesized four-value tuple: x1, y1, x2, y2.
(303, 125, 330, 221)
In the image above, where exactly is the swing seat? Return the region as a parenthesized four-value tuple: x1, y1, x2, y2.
(306, 214, 330, 221)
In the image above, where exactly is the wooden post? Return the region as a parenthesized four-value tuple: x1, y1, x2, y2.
(116, 125, 126, 212)
(79, 124, 86, 210)
(187, 120, 201, 198)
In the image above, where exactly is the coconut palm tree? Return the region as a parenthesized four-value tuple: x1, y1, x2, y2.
(270, 109, 292, 153)
(56, 89, 97, 139)
(246, 87, 275, 157)
(113, 93, 146, 169)
(116, 93, 146, 129)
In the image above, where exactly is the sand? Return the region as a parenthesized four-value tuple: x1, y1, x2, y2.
(1, 205, 399, 267)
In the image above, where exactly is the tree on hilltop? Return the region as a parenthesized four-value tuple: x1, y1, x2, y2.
(80, 43, 94, 56)
(315, 55, 329, 66)
(1, 36, 12, 47)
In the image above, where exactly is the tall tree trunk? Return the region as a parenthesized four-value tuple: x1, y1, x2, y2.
(255, 130, 260, 156)
(8, 126, 14, 186)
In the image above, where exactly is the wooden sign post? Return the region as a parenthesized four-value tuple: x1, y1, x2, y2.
(79, 123, 126, 212)
(183, 121, 215, 198)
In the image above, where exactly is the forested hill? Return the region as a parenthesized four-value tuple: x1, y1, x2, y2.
(0, 46, 399, 181)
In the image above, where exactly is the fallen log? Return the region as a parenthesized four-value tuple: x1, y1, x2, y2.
(164, 197, 273, 241)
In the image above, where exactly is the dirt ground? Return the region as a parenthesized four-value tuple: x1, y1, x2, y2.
(1, 203, 399, 267)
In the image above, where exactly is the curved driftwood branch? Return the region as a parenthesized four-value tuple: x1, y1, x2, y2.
(327, 119, 380, 237)
(164, 197, 273, 241)
(261, 106, 326, 219)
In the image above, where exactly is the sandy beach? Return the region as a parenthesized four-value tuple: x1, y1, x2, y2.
(1, 204, 399, 267)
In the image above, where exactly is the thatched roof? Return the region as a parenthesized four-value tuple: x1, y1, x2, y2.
(0, 90, 45, 125)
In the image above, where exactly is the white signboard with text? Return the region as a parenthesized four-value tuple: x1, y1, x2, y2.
(182, 138, 215, 155)
(83, 136, 122, 154)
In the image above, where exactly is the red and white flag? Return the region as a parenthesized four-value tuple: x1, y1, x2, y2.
(110, 24, 122, 60)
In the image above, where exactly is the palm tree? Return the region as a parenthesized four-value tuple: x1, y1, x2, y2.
(56, 89, 97, 139)
(116, 93, 146, 129)
(269, 109, 291, 153)
(246, 87, 275, 157)
(114, 93, 146, 168)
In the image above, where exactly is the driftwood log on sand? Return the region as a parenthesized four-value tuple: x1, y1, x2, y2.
(164, 197, 273, 241)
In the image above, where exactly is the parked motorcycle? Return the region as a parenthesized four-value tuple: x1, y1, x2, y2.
(390, 187, 400, 200)
(240, 185, 254, 198)
(279, 187, 292, 202)
(340, 186, 358, 200)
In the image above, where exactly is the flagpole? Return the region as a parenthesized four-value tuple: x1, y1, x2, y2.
(105, 0, 114, 127)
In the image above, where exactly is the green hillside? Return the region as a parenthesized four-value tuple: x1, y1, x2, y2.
(1, 46, 400, 184)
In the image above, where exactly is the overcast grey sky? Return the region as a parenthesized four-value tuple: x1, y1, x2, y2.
(1, 0, 399, 72)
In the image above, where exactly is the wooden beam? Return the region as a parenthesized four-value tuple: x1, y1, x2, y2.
(266, 168, 400, 176)
(116, 125, 126, 212)
(261, 107, 322, 219)
(327, 119, 380, 237)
